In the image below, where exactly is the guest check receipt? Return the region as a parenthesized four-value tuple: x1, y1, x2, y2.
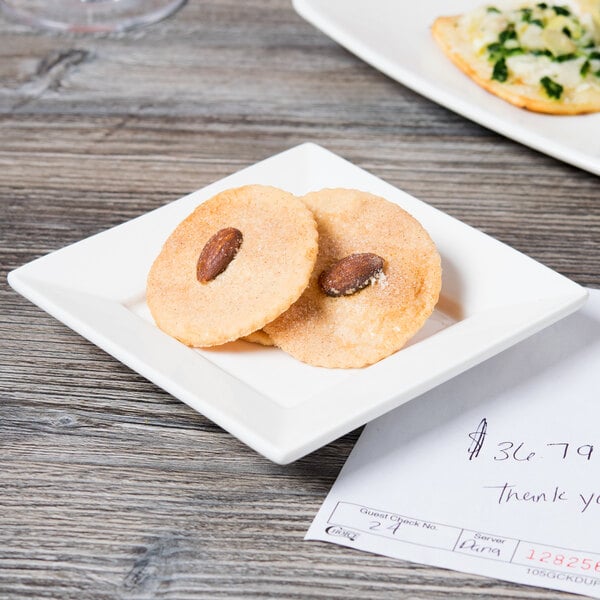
(307, 288, 600, 598)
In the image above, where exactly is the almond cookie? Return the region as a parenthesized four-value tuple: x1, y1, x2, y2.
(264, 189, 442, 368)
(147, 185, 318, 347)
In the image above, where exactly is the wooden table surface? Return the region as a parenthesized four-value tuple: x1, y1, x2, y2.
(1, 1, 599, 598)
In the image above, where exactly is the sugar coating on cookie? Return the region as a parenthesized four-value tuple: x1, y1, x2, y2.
(264, 188, 442, 368)
(147, 185, 318, 347)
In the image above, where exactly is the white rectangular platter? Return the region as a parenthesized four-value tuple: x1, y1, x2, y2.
(293, 0, 600, 176)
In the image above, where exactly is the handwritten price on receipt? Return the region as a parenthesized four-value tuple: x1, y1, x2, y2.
(467, 418, 594, 462)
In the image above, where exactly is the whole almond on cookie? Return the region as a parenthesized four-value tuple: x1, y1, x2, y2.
(197, 227, 243, 283)
(319, 253, 384, 297)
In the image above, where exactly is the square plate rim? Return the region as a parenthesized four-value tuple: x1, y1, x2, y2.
(7, 142, 588, 464)
(292, 0, 600, 177)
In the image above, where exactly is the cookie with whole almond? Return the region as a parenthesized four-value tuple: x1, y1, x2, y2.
(264, 188, 442, 368)
(147, 185, 318, 347)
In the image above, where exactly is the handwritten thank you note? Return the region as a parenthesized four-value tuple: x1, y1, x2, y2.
(307, 288, 600, 598)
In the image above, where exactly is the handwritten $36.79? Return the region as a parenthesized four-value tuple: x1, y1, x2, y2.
(467, 418, 593, 462)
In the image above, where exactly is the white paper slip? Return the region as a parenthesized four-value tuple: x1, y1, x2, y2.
(307, 287, 600, 599)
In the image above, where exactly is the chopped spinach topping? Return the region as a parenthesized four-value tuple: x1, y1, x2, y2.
(486, 42, 503, 61)
(521, 8, 533, 21)
(492, 57, 509, 82)
(531, 49, 553, 57)
(540, 76, 563, 98)
(487, 42, 506, 62)
(499, 25, 517, 44)
(580, 60, 591, 77)
(482, 3, 600, 88)
(552, 5, 571, 16)
(487, 42, 523, 62)
(515, 6, 549, 27)
(555, 53, 578, 62)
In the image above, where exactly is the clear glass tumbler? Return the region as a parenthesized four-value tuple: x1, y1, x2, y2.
(0, 0, 187, 32)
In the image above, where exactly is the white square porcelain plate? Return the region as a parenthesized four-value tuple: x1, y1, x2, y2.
(8, 144, 587, 463)
(293, 0, 600, 176)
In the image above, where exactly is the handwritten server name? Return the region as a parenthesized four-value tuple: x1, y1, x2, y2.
(456, 532, 511, 559)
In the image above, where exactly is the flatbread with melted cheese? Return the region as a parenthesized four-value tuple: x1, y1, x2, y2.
(432, 2, 600, 114)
